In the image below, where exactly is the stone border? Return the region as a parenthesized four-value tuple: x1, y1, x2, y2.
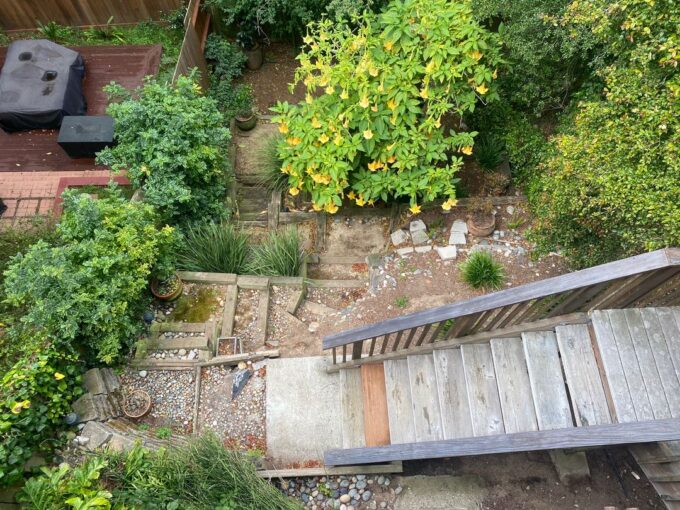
(257, 461, 403, 479)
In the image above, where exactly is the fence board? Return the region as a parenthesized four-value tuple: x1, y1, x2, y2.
(0, 0, 182, 31)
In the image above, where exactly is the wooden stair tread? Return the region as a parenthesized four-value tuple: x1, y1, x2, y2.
(407, 354, 444, 442)
(361, 364, 390, 447)
(433, 348, 473, 439)
(461, 343, 504, 436)
(383, 359, 416, 444)
(555, 324, 611, 426)
(340, 368, 365, 449)
(490, 337, 538, 434)
(522, 331, 573, 430)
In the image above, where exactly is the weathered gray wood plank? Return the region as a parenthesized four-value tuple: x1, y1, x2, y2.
(324, 418, 680, 466)
(490, 338, 538, 433)
(324, 249, 679, 349)
(340, 368, 366, 449)
(383, 360, 416, 444)
(624, 309, 671, 419)
(433, 349, 473, 439)
(407, 354, 444, 442)
(461, 344, 505, 436)
(656, 308, 680, 383)
(607, 309, 655, 421)
(640, 308, 680, 418)
(555, 324, 612, 426)
(522, 331, 573, 430)
(591, 310, 637, 422)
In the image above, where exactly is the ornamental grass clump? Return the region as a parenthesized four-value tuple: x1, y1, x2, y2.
(256, 135, 288, 193)
(177, 222, 250, 274)
(460, 251, 505, 290)
(249, 227, 305, 277)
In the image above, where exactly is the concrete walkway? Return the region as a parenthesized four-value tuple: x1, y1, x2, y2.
(266, 356, 341, 465)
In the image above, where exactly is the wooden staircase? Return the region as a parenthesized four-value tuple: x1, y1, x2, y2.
(332, 307, 680, 508)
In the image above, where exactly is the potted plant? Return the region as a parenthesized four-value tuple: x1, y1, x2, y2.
(467, 197, 496, 237)
(150, 272, 183, 301)
(236, 25, 263, 70)
(233, 86, 257, 131)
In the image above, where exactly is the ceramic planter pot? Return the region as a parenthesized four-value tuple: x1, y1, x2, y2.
(150, 272, 183, 301)
(468, 213, 496, 237)
(244, 43, 263, 70)
(235, 112, 257, 131)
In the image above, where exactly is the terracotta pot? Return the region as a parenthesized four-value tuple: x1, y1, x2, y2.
(150, 273, 183, 301)
(468, 213, 496, 237)
(235, 112, 257, 131)
(123, 389, 151, 419)
(244, 43, 263, 70)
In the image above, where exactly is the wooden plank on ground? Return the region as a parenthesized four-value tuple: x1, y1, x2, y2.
(383, 360, 416, 444)
(490, 338, 538, 433)
(461, 344, 505, 436)
(361, 364, 390, 447)
(407, 354, 444, 442)
(607, 309, 654, 421)
(591, 310, 637, 422)
(258, 461, 403, 478)
(324, 418, 680, 466)
(340, 368, 365, 449)
(221, 284, 238, 338)
(640, 308, 680, 418)
(433, 349, 474, 439)
(556, 324, 612, 426)
(522, 331, 573, 430)
(656, 308, 680, 383)
(624, 309, 671, 419)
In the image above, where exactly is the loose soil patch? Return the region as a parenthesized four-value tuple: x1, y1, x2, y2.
(233, 289, 262, 351)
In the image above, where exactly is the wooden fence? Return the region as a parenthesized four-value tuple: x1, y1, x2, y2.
(323, 248, 680, 370)
(0, 0, 182, 31)
(172, 0, 209, 90)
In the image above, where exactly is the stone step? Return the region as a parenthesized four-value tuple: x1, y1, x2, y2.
(156, 335, 210, 351)
(100, 368, 121, 393)
(83, 368, 107, 395)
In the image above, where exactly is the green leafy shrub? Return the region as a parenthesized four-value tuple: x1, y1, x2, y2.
(97, 75, 231, 225)
(205, 33, 247, 82)
(3, 189, 176, 364)
(249, 227, 304, 277)
(472, 0, 598, 114)
(102, 435, 301, 509)
(460, 251, 505, 289)
(272, 0, 502, 214)
(209, 81, 254, 123)
(17, 457, 111, 509)
(474, 133, 505, 171)
(177, 222, 249, 274)
(0, 349, 82, 487)
(529, 0, 680, 267)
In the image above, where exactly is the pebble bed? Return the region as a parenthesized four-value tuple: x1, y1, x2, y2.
(233, 289, 261, 351)
(147, 348, 200, 361)
(198, 363, 266, 451)
(119, 369, 195, 432)
(266, 286, 297, 343)
(280, 474, 401, 510)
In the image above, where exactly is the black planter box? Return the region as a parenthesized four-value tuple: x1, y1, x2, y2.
(57, 115, 115, 158)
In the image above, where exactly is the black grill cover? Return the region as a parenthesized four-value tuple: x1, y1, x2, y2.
(0, 39, 86, 132)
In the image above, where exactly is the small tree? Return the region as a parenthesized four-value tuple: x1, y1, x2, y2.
(97, 74, 231, 224)
(271, 0, 502, 214)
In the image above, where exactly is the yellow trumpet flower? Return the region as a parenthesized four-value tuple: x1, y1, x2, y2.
(289, 187, 300, 196)
(475, 84, 488, 95)
(471, 50, 483, 61)
(312, 117, 322, 129)
(384, 40, 394, 51)
(278, 122, 289, 134)
(325, 202, 339, 214)
(340, 89, 349, 100)
(359, 96, 370, 108)
(363, 129, 374, 140)
(318, 133, 330, 144)
(409, 203, 422, 214)
(461, 146, 473, 155)
(287, 137, 302, 146)
(442, 198, 458, 211)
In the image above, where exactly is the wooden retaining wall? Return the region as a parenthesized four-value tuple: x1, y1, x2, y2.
(0, 0, 182, 31)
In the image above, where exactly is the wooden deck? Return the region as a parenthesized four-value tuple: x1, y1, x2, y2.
(0, 44, 161, 172)
(328, 306, 680, 506)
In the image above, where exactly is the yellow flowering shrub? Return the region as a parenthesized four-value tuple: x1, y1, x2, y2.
(272, 0, 502, 213)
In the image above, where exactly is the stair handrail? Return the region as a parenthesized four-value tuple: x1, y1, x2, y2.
(323, 248, 680, 367)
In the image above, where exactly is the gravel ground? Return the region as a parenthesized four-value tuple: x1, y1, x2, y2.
(233, 289, 261, 351)
(197, 363, 266, 452)
(280, 474, 401, 510)
(267, 286, 297, 342)
(119, 369, 195, 433)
